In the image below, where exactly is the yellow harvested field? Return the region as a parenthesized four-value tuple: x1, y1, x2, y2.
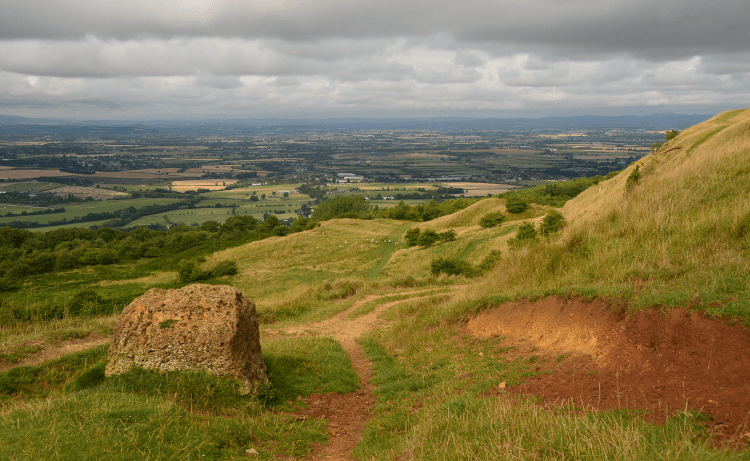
(170, 179, 239, 192)
(0, 169, 75, 179)
(451, 182, 521, 196)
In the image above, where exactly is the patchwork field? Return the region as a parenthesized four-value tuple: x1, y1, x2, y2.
(51, 186, 129, 200)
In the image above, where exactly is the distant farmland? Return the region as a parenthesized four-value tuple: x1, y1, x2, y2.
(52, 186, 130, 200)
(170, 179, 238, 192)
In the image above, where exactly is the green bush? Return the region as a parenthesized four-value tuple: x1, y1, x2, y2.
(477, 250, 503, 272)
(665, 130, 681, 141)
(430, 258, 478, 277)
(539, 210, 567, 236)
(404, 228, 421, 246)
(68, 290, 106, 317)
(178, 259, 238, 283)
(438, 230, 457, 242)
(417, 229, 440, 247)
(509, 222, 537, 247)
(431, 250, 502, 278)
(178, 260, 211, 283)
(479, 211, 507, 228)
(626, 165, 641, 191)
(211, 260, 239, 277)
(504, 194, 529, 213)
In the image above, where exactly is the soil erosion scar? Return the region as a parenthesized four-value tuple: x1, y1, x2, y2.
(468, 297, 750, 442)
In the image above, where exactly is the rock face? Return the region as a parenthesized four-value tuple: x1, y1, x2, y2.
(106, 284, 268, 393)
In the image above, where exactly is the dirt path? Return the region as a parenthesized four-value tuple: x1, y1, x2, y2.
(278, 288, 445, 460)
(0, 335, 110, 373)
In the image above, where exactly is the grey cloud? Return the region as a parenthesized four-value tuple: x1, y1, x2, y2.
(195, 73, 243, 89)
(1, 0, 747, 58)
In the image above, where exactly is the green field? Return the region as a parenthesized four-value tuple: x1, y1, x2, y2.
(0, 198, 182, 226)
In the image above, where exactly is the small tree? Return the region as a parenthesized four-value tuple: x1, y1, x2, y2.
(404, 228, 421, 246)
(539, 210, 566, 236)
(504, 194, 529, 214)
(665, 130, 680, 142)
(479, 211, 507, 228)
(651, 142, 663, 153)
(439, 230, 457, 242)
(417, 229, 440, 247)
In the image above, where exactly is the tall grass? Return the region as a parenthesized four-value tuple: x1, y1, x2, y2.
(460, 109, 750, 320)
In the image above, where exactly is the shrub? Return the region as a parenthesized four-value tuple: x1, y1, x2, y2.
(438, 230, 457, 242)
(479, 211, 507, 228)
(430, 258, 478, 277)
(178, 260, 211, 283)
(417, 229, 440, 247)
(211, 260, 239, 277)
(179, 259, 239, 282)
(509, 222, 538, 247)
(504, 194, 529, 214)
(404, 228, 421, 246)
(539, 210, 567, 236)
(477, 250, 503, 272)
(626, 165, 641, 191)
(68, 290, 106, 317)
(665, 130, 681, 141)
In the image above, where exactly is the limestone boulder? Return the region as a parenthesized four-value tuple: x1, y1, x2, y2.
(106, 284, 268, 393)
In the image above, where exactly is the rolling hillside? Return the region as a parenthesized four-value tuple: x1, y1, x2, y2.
(2, 110, 750, 459)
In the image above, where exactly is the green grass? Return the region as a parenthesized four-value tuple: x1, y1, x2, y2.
(0, 334, 360, 460)
(368, 222, 413, 280)
(0, 345, 108, 401)
(351, 287, 735, 461)
(0, 345, 44, 365)
(263, 336, 359, 402)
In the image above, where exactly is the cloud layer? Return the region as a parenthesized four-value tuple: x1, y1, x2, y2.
(1, 0, 748, 119)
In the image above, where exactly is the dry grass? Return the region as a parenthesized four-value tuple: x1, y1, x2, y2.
(467, 108, 750, 316)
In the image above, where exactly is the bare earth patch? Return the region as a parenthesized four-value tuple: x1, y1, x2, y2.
(468, 297, 750, 444)
(0, 334, 110, 372)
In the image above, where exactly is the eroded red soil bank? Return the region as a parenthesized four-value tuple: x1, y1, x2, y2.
(468, 297, 750, 442)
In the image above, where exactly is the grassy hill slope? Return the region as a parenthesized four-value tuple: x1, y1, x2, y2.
(468, 108, 750, 320)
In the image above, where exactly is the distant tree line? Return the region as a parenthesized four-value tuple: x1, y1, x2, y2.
(0, 199, 198, 229)
(499, 171, 621, 208)
(1, 207, 65, 218)
(310, 196, 478, 222)
(0, 214, 316, 293)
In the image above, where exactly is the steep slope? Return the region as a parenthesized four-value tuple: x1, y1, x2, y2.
(476, 109, 750, 318)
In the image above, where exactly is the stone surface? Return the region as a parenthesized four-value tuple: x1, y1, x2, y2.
(106, 284, 268, 393)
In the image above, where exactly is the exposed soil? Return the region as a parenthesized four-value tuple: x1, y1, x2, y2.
(468, 297, 750, 444)
(278, 288, 450, 460)
(0, 334, 110, 372)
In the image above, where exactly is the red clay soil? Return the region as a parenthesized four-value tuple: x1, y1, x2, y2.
(298, 344, 376, 461)
(467, 297, 750, 443)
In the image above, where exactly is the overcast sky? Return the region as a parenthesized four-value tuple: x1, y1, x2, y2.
(1, 0, 748, 120)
